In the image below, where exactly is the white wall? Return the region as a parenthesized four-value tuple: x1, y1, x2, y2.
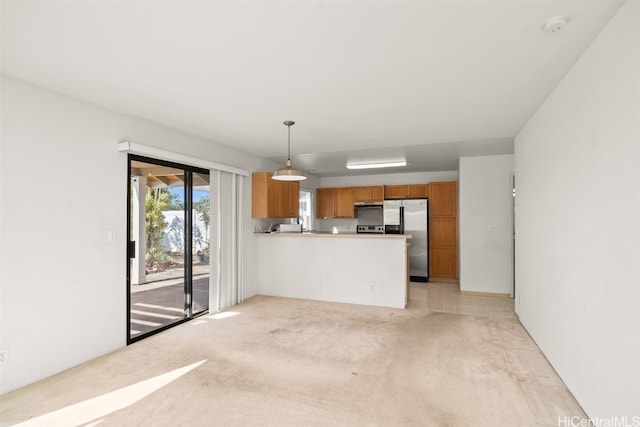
(459, 154, 514, 295)
(161, 210, 208, 252)
(0, 75, 277, 393)
(514, 1, 640, 418)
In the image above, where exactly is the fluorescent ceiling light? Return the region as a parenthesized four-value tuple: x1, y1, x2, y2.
(346, 161, 407, 170)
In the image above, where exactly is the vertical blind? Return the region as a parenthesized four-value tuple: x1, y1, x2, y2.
(117, 142, 247, 314)
(210, 170, 244, 312)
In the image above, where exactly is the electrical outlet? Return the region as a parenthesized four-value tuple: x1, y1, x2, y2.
(0, 350, 7, 365)
(488, 225, 500, 232)
(107, 230, 117, 242)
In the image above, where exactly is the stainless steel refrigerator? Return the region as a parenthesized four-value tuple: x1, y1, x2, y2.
(384, 199, 429, 282)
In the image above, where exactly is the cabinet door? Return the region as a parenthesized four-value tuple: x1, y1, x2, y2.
(369, 186, 384, 202)
(288, 181, 300, 217)
(316, 188, 335, 219)
(430, 218, 456, 247)
(279, 180, 300, 218)
(430, 248, 457, 278)
(429, 182, 457, 217)
(429, 218, 457, 278)
(354, 187, 370, 203)
(267, 178, 281, 218)
(251, 172, 270, 218)
(354, 186, 384, 203)
(428, 182, 457, 278)
(407, 184, 428, 198)
(251, 172, 299, 218)
(334, 187, 355, 218)
(385, 185, 407, 199)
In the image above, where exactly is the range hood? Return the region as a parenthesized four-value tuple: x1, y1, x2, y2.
(354, 201, 383, 207)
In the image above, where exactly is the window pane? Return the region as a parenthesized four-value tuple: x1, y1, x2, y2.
(299, 190, 312, 231)
(192, 173, 210, 314)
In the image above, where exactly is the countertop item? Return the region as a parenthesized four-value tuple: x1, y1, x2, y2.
(278, 224, 302, 233)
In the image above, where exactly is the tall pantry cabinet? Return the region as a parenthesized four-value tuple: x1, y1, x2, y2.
(428, 181, 458, 279)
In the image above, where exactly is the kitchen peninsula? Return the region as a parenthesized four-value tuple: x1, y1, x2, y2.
(255, 232, 410, 309)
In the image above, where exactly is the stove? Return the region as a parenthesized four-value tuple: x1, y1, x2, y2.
(356, 225, 385, 234)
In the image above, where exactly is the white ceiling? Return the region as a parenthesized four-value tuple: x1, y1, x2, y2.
(1, 1, 624, 176)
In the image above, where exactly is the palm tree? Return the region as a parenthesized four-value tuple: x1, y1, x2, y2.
(145, 188, 171, 268)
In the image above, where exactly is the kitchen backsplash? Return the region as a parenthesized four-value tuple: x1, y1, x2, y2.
(253, 218, 297, 233)
(254, 218, 358, 234)
(316, 218, 357, 233)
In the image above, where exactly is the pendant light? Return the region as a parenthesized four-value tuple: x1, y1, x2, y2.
(272, 120, 307, 181)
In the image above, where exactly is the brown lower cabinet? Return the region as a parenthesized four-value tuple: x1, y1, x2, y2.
(429, 248, 457, 278)
(429, 217, 457, 278)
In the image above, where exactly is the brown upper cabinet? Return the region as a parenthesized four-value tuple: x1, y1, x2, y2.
(370, 186, 384, 202)
(317, 187, 356, 219)
(334, 187, 356, 218)
(354, 186, 384, 203)
(277, 179, 299, 218)
(316, 188, 335, 219)
(407, 184, 429, 198)
(384, 185, 408, 199)
(251, 172, 300, 218)
(429, 181, 457, 217)
(385, 184, 429, 199)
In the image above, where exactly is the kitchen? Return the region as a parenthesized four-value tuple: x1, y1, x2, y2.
(253, 175, 458, 309)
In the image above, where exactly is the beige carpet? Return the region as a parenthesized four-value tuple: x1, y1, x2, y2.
(0, 283, 586, 426)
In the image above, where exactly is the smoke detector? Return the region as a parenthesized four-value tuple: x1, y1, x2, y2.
(543, 16, 568, 35)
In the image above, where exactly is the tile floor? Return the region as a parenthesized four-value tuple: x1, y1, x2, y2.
(408, 280, 588, 425)
(410, 281, 516, 318)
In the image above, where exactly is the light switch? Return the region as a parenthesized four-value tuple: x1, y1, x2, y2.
(107, 230, 117, 242)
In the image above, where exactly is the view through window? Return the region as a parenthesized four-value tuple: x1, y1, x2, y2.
(299, 189, 313, 231)
(128, 156, 210, 343)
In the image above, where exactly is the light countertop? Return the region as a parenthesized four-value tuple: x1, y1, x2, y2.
(254, 231, 412, 239)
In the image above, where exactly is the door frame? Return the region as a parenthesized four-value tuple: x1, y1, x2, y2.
(126, 154, 210, 344)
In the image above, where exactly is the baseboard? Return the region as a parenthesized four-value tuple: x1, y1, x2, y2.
(429, 277, 458, 283)
(459, 290, 512, 298)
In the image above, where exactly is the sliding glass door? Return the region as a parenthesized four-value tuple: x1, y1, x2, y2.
(127, 155, 210, 343)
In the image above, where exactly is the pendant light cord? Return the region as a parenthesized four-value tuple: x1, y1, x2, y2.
(273, 120, 305, 180)
(287, 124, 291, 161)
(283, 120, 295, 162)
